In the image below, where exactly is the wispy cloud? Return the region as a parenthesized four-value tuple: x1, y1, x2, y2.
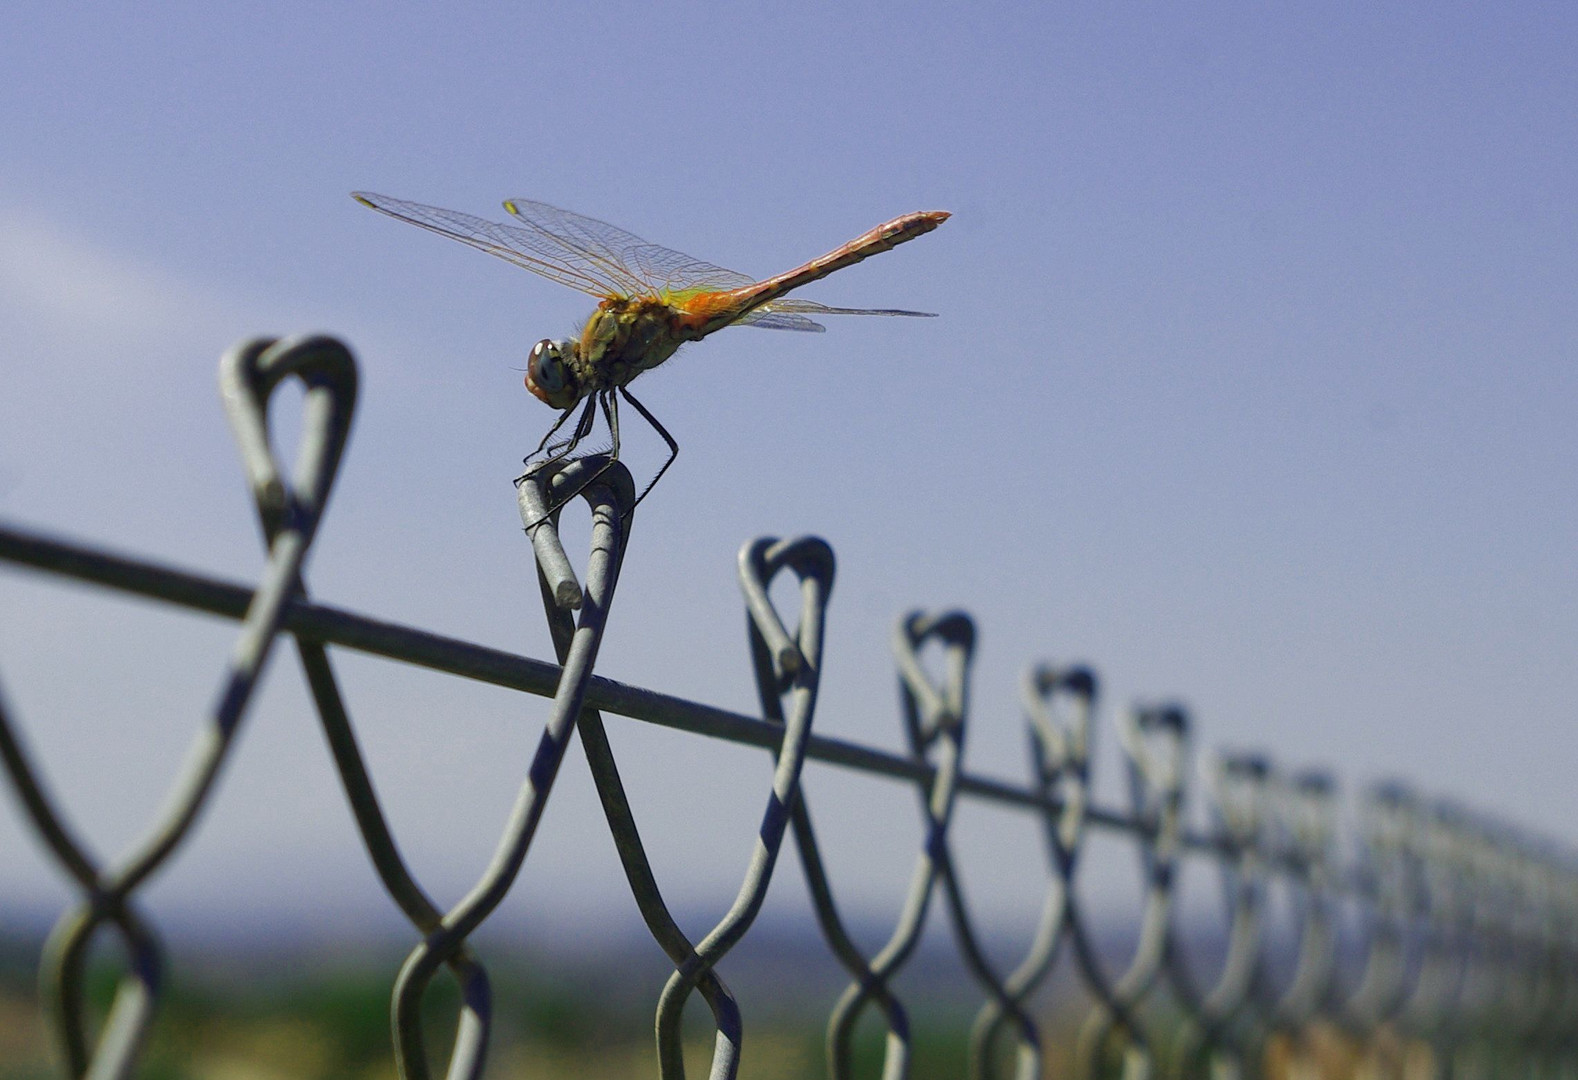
(0, 205, 264, 507)
(0, 206, 241, 346)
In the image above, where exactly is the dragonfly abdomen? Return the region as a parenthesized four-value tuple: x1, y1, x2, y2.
(682, 210, 951, 336)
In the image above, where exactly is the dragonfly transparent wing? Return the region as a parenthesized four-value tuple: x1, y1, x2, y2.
(735, 309, 827, 332)
(357, 192, 942, 321)
(734, 296, 939, 331)
(763, 297, 939, 318)
(354, 192, 640, 298)
(503, 197, 756, 296)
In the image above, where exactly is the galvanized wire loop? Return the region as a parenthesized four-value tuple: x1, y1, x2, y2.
(0, 335, 358, 1079)
(894, 611, 973, 748)
(1266, 771, 1339, 1036)
(225, 337, 491, 1080)
(0, 679, 163, 1080)
(226, 337, 489, 1080)
(220, 335, 358, 544)
(1120, 705, 1189, 825)
(376, 458, 636, 1080)
(1077, 704, 1191, 1080)
(646, 536, 831, 1080)
(738, 536, 833, 682)
(1166, 754, 1272, 1078)
(517, 459, 599, 611)
(816, 612, 977, 1080)
(756, 558, 915, 1080)
(534, 490, 743, 1080)
(968, 663, 1098, 1080)
(1024, 664, 1095, 857)
(898, 635, 1044, 1080)
(1340, 782, 1422, 1031)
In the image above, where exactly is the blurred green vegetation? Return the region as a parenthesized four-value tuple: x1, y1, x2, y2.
(0, 929, 1547, 1079)
(0, 938, 992, 1079)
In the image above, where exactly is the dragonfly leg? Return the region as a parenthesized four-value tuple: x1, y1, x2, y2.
(563, 389, 622, 496)
(565, 389, 623, 498)
(537, 404, 577, 453)
(518, 391, 624, 529)
(618, 387, 679, 510)
(517, 396, 597, 485)
(600, 388, 621, 461)
(552, 396, 598, 458)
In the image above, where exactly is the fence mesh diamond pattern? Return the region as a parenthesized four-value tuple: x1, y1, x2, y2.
(1, 336, 1573, 1079)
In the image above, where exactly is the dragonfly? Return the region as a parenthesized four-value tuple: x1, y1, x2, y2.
(352, 191, 949, 511)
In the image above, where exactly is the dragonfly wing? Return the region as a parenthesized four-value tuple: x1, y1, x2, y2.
(764, 297, 940, 318)
(732, 295, 938, 332)
(353, 192, 633, 297)
(735, 309, 827, 332)
(503, 198, 757, 295)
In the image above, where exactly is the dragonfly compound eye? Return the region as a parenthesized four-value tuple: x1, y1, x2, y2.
(526, 339, 580, 408)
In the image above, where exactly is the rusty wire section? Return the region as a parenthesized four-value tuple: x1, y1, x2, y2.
(0, 335, 1574, 1080)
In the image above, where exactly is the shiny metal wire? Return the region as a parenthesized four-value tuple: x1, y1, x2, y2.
(0, 337, 1573, 1080)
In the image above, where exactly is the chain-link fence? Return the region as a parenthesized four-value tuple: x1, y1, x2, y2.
(1, 336, 1573, 1080)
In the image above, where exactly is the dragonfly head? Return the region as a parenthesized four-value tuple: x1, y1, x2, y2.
(526, 338, 582, 409)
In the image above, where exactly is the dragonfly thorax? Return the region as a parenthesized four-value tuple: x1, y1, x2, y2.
(526, 299, 692, 410)
(585, 300, 690, 383)
(526, 297, 696, 410)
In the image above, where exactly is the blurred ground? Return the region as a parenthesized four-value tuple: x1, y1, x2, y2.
(0, 926, 1482, 1080)
(0, 928, 989, 1080)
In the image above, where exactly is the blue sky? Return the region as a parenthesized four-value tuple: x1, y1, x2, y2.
(1, 2, 1575, 942)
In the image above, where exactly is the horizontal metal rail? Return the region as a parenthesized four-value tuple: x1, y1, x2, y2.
(0, 520, 1217, 853)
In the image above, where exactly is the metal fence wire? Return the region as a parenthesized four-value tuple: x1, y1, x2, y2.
(0, 335, 1574, 1080)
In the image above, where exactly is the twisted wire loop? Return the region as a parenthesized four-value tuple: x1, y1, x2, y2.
(1165, 754, 1271, 1079)
(635, 535, 829, 1080)
(805, 611, 973, 1080)
(222, 336, 493, 1080)
(968, 663, 1096, 1080)
(762, 580, 914, 1080)
(0, 335, 357, 1079)
(910, 637, 1048, 1080)
(523, 480, 731, 1080)
(1338, 783, 1423, 1039)
(1261, 771, 1341, 1064)
(1076, 704, 1190, 1080)
(362, 456, 637, 1080)
(1396, 801, 1474, 1063)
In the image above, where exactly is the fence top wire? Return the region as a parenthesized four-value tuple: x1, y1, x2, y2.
(0, 518, 1320, 865)
(2, 334, 1574, 1080)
